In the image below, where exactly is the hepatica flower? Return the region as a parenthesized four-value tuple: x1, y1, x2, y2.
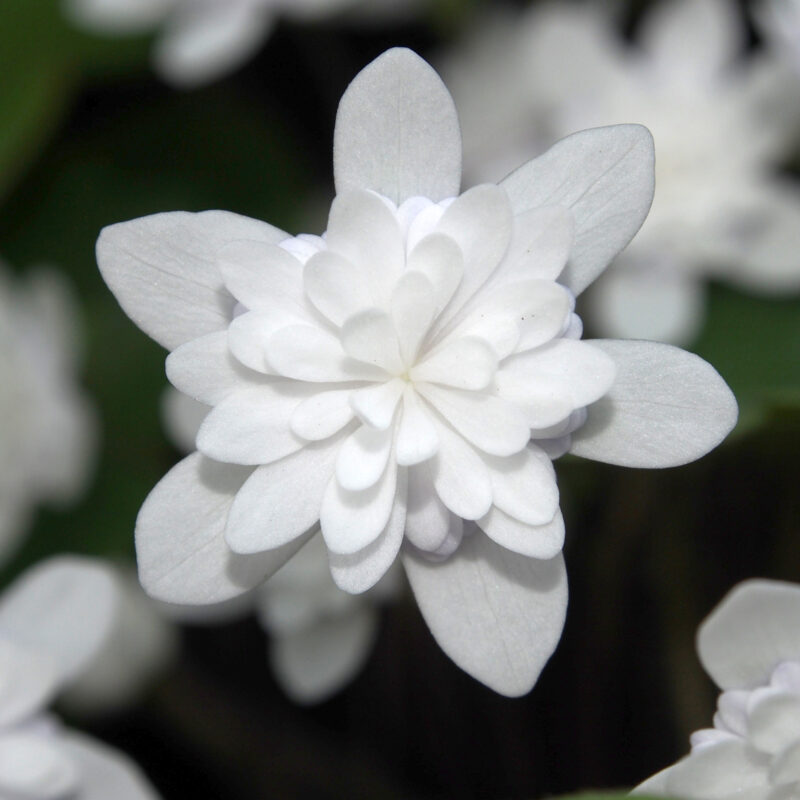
(97, 48, 737, 695)
(637, 580, 800, 800)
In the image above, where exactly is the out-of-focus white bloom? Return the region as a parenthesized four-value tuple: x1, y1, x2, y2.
(444, 0, 800, 344)
(97, 48, 737, 696)
(756, 0, 800, 75)
(637, 580, 800, 800)
(0, 557, 161, 799)
(162, 387, 399, 703)
(0, 264, 96, 565)
(60, 567, 177, 717)
(64, 0, 425, 88)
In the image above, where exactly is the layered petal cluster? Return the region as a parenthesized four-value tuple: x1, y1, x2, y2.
(637, 580, 800, 800)
(0, 557, 161, 799)
(98, 48, 737, 695)
(162, 388, 400, 703)
(0, 264, 96, 565)
(64, 0, 424, 87)
(443, 0, 800, 344)
(756, 0, 800, 75)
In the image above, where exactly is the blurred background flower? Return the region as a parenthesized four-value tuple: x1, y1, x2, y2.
(0, 0, 798, 798)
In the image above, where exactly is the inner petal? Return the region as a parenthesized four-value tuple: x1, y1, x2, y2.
(410, 336, 497, 391)
(391, 271, 436, 367)
(350, 378, 405, 429)
(303, 250, 372, 327)
(341, 309, 405, 375)
(396, 386, 440, 466)
(335, 423, 395, 492)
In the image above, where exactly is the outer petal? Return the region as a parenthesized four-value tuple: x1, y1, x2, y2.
(61, 731, 161, 800)
(0, 557, 117, 683)
(136, 453, 307, 604)
(0, 732, 79, 799)
(269, 606, 378, 703)
(403, 531, 567, 696)
(96, 211, 287, 351)
(697, 580, 800, 690)
(500, 125, 655, 296)
(333, 48, 462, 204)
(569, 340, 737, 468)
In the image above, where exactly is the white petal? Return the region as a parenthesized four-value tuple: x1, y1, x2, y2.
(0, 641, 59, 726)
(501, 125, 655, 296)
(431, 514, 464, 559)
(391, 271, 436, 366)
(196, 384, 306, 466)
(501, 338, 616, 409)
(492, 206, 574, 285)
(747, 691, 800, 755)
(320, 459, 398, 554)
(336, 424, 394, 491)
(430, 185, 513, 335)
(484, 446, 558, 526)
(587, 258, 706, 346)
(403, 533, 568, 696)
(0, 733, 79, 799)
(697, 580, 800, 690)
(569, 340, 738, 468)
(478, 507, 565, 560)
(227, 309, 304, 374)
(268, 324, 385, 382)
(350, 379, 405, 430)
(640, 0, 742, 86)
(329, 469, 407, 593)
(136, 453, 304, 604)
(217, 239, 307, 317)
(161, 389, 207, 453)
(62, 731, 161, 800)
(269, 607, 377, 703)
(431, 420, 492, 519)
(0, 557, 117, 683)
(448, 280, 571, 359)
(67, 0, 172, 33)
(224, 437, 343, 554)
(406, 233, 464, 314)
(166, 330, 262, 405)
(96, 210, 287, 350)
(411, 336, 497, 391)
(303, 250, 372, 326)
(664, 740, 768, 799)
(396, 387, 439, 466)
(290, 389, 355, 441)
(341, 310, 404, 374)
(154, 0, 274, 88)
(324, 190, 404, 306)
(333, 48, 461, 204)
(405, 462, 451, 552)
(771, 739, 800, 786)
(418, 383, 531, 457)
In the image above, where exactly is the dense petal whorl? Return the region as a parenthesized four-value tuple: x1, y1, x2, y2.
(177, 184, 615, 586)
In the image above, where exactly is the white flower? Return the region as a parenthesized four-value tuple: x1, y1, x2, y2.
(162, 387, 400, 703)
(443, 0, 800, 344)
(636, 580, 800, 800)
(0, 557, 161, 799)
(64, 0, 424, 87)
(0, 264, 96, 565)
(97, 47, 737, 696)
